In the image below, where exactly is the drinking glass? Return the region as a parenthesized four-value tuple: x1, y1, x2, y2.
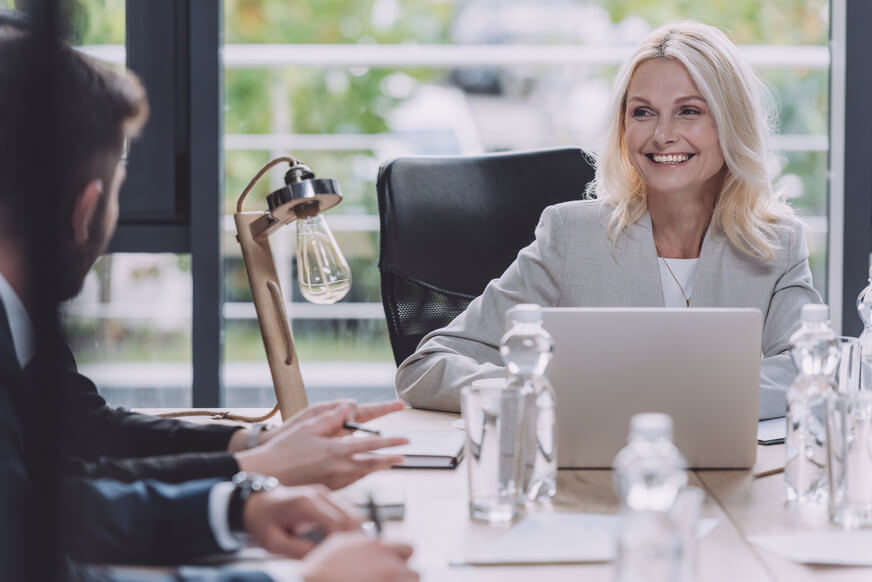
(671, 486, 704, 582)
(835, 336, 862, 393)
(826, 389, 872, 527)
(461, 384, 524, 523)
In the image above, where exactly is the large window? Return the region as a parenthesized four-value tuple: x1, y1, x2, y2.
(40, 1, 199, 407)
(43, 0, 866, 409)
(66, 254, 194, 407)
(27, 0, 197, 407)
(221, 0, 831, 407)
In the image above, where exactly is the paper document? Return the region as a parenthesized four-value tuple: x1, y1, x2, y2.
(757, 418, 786, 445)
(750, 531, 872, 565)
(452, 513, 718, 566)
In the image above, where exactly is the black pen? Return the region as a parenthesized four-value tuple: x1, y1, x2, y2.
(343, 421, 382, 435)
(300, 527, 326, 545)
(366, 494, 382, 536)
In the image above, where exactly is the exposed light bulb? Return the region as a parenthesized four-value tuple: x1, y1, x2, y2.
(295, 214, 351, 304)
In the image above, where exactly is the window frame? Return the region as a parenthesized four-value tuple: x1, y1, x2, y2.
(116, 0, 223, 406)
(113, 0, 869, 407)
(834, 0, 872, 335)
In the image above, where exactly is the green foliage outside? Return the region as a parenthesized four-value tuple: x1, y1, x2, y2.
(67, 318, 392, 363)
(54, 1, 831, 369)
(604, 0, 827, 45)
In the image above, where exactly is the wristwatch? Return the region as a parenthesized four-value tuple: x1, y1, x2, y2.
(228, 471, 280, 533)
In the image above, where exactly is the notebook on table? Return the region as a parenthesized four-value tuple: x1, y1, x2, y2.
(757, 417, 786, 445)
(377, 429, 465, 469)
(542, 307, 762, 469)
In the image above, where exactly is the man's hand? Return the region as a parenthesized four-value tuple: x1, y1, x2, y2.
(300, 532, 419, 582)
(243, 485, 362, 558)
(227, 400, 406, 453)
(267, 399, 406, 440)
(235, 405, 408, 489)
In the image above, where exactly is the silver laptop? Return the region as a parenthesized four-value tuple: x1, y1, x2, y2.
(542, 307, 762, 469)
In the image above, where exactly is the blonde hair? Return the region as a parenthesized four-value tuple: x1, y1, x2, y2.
(585, 20, 792, 261)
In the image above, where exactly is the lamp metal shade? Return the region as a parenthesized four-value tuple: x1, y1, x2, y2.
(267, 177, 341, 221)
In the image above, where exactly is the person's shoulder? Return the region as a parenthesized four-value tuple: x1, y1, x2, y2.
(769, 211, 807, 248)
(546, 198, 611, 226)
(752, 210, 808, 266)
(774, 211, 806, 231)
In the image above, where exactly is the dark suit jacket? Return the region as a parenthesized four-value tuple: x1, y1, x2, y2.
(0, 299, 271, 581)
(68, 564, 272, 582)
(10, 294, 243, 483)
(54, 354, 242, 483)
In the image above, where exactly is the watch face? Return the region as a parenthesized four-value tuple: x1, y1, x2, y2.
(232, 471, 279, 492)
(232, 471, 254, 487)
(253, 476, 280, 492)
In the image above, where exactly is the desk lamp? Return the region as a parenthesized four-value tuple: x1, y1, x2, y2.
(235, 156, 352, 420)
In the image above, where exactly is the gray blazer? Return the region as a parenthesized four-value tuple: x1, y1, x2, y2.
(395, 199, 822, 420)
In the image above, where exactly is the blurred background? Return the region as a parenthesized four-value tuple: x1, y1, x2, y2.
(20, 0, 831, 408)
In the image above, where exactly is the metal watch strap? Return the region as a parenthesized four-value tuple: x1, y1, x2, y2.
(228, 471, 280, 533)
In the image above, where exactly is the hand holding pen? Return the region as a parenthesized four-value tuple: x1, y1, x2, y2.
(366, 493, 383, 536)
(299, 531, 419, 582)
(299, 492, 384, 547)
(343, 421, 382, 435)
(236, 406, 407, 490)
(297, 494, 419, 582)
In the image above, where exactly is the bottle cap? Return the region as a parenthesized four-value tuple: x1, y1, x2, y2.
(505, 304, 543, 326)
(629, 413, 673, 440)
(800, 303, 828, 323)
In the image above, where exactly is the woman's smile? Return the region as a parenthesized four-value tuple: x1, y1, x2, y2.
(624, 58, 725, 200)
(645, 153, 695, 165)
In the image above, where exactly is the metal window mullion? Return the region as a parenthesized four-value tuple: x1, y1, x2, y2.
(189, 0, 223, 407)
(122, 0, 186, 230)
(837, 0, 872, 336)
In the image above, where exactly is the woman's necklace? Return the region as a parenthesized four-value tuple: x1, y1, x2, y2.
(655, 242, 691, 308)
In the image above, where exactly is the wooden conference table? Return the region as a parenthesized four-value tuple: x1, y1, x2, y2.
(138, 407, 870, 582)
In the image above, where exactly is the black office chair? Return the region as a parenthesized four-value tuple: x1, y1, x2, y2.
(376, 147, 596, 366)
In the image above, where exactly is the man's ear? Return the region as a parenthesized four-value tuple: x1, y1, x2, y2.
(72, 179, 103, 244)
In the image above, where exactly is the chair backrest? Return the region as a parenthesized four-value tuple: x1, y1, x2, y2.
(376, 147, 596, 366)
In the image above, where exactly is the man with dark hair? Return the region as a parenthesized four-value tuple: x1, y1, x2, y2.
(0, 13, 418, 582)
(0, 7, 407, 491)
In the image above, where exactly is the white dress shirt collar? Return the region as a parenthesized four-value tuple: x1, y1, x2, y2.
(0, 271, 34, 368)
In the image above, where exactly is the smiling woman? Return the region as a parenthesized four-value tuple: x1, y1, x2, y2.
(624, 59, 725, 227)
(595, 21, 790, 263)
(394, 20, 823, 421)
